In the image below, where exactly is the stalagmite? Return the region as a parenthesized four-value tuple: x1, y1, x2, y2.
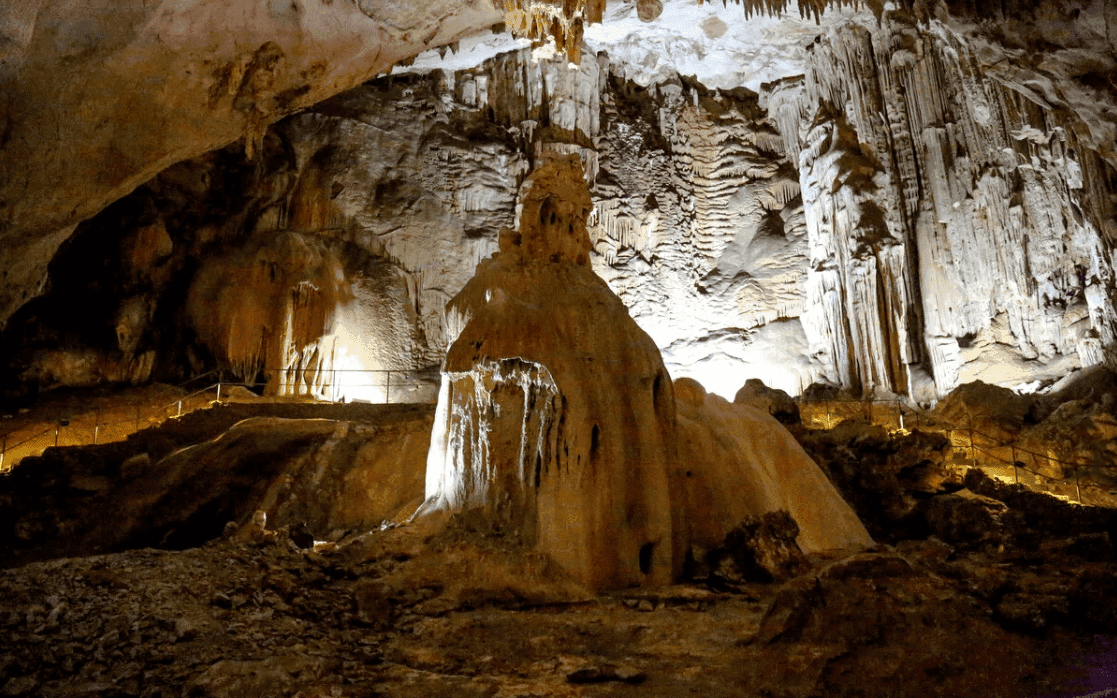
(420, 154, 678, 589)
(420, 153, 872, 589)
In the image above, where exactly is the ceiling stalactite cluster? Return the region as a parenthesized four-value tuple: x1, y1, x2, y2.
(500, 0, 605, 62)
(498, 0, 892, 63)
(711, 0, 884, 22)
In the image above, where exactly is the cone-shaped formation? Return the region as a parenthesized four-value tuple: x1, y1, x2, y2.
(422, 155, 677, 589)
(420, 154, 872, 589)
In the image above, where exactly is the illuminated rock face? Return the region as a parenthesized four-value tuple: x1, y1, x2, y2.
(6, 4, 1117, 402)
(589, 74, 814, 398)
(0, 406, 436, 568)
(185, 231, 432, 401)
(422, 155, 678, 588)
(788, 14, 1117, 398)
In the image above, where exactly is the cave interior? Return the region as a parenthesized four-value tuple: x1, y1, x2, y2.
(2, 0, 1117, 696)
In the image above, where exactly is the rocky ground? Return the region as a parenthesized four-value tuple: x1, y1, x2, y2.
(1, 388, 1116, 697)
(2, 513, 1117, 698)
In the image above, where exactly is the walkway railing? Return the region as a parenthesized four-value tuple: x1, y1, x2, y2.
(799, 397, 1100, 506)
(0, 368, 437, 473)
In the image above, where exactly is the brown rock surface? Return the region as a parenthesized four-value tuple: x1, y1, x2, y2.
(674, 378, 873, 555)
(931, 380, 1034, 443)
(0, 377, 1113, 696)
(734, 378, 801, 424)
(0, 402, 434, 569)
(794, 418, 959, 542)
(0, 526, 1112, 698)
(0, 0, 504, 328)
(186, 232, 353, 386)
(704, 511, 810, 585)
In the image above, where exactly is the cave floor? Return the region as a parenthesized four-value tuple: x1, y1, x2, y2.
(1, 523, 1114, 698)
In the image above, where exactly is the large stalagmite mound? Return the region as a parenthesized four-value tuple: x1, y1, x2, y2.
(421, 154, 871, 589)
(421, 155, 678, 589)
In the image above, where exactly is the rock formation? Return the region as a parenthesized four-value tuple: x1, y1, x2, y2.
(0, 0, 507, 331)
(420, 154, 678, 588)
(185, 230, 432, 401)
(420, 154, 871, 589)
(0, 402, 434, 569)
(674, 377, 871, 555)
(785, 11, 1117, 399)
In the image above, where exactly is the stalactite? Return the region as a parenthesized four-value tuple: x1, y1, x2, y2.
(700, 0, 884, 23)
(499, 0, 603, 62)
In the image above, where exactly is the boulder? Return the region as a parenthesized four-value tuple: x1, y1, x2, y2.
(920, 491, 1012, 546)
(734, 378, 801, 425)
(709, 511, 809, 585)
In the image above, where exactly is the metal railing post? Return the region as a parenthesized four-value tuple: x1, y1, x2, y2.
(1075, 466, 1082, 504)
(1011, 445, 1018, 484)
(217, 382, 222, 401)
(177, 400, 182, 417)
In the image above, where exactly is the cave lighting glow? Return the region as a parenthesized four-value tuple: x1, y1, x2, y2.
(315, 301, 390, 403)
(633, 312, 819, 399)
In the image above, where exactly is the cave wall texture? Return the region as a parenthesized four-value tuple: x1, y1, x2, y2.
(2, 0, 1117, 401)
(0, 0, 505, 332)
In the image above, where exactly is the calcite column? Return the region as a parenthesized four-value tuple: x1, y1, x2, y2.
(420, 155, 677, 589)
